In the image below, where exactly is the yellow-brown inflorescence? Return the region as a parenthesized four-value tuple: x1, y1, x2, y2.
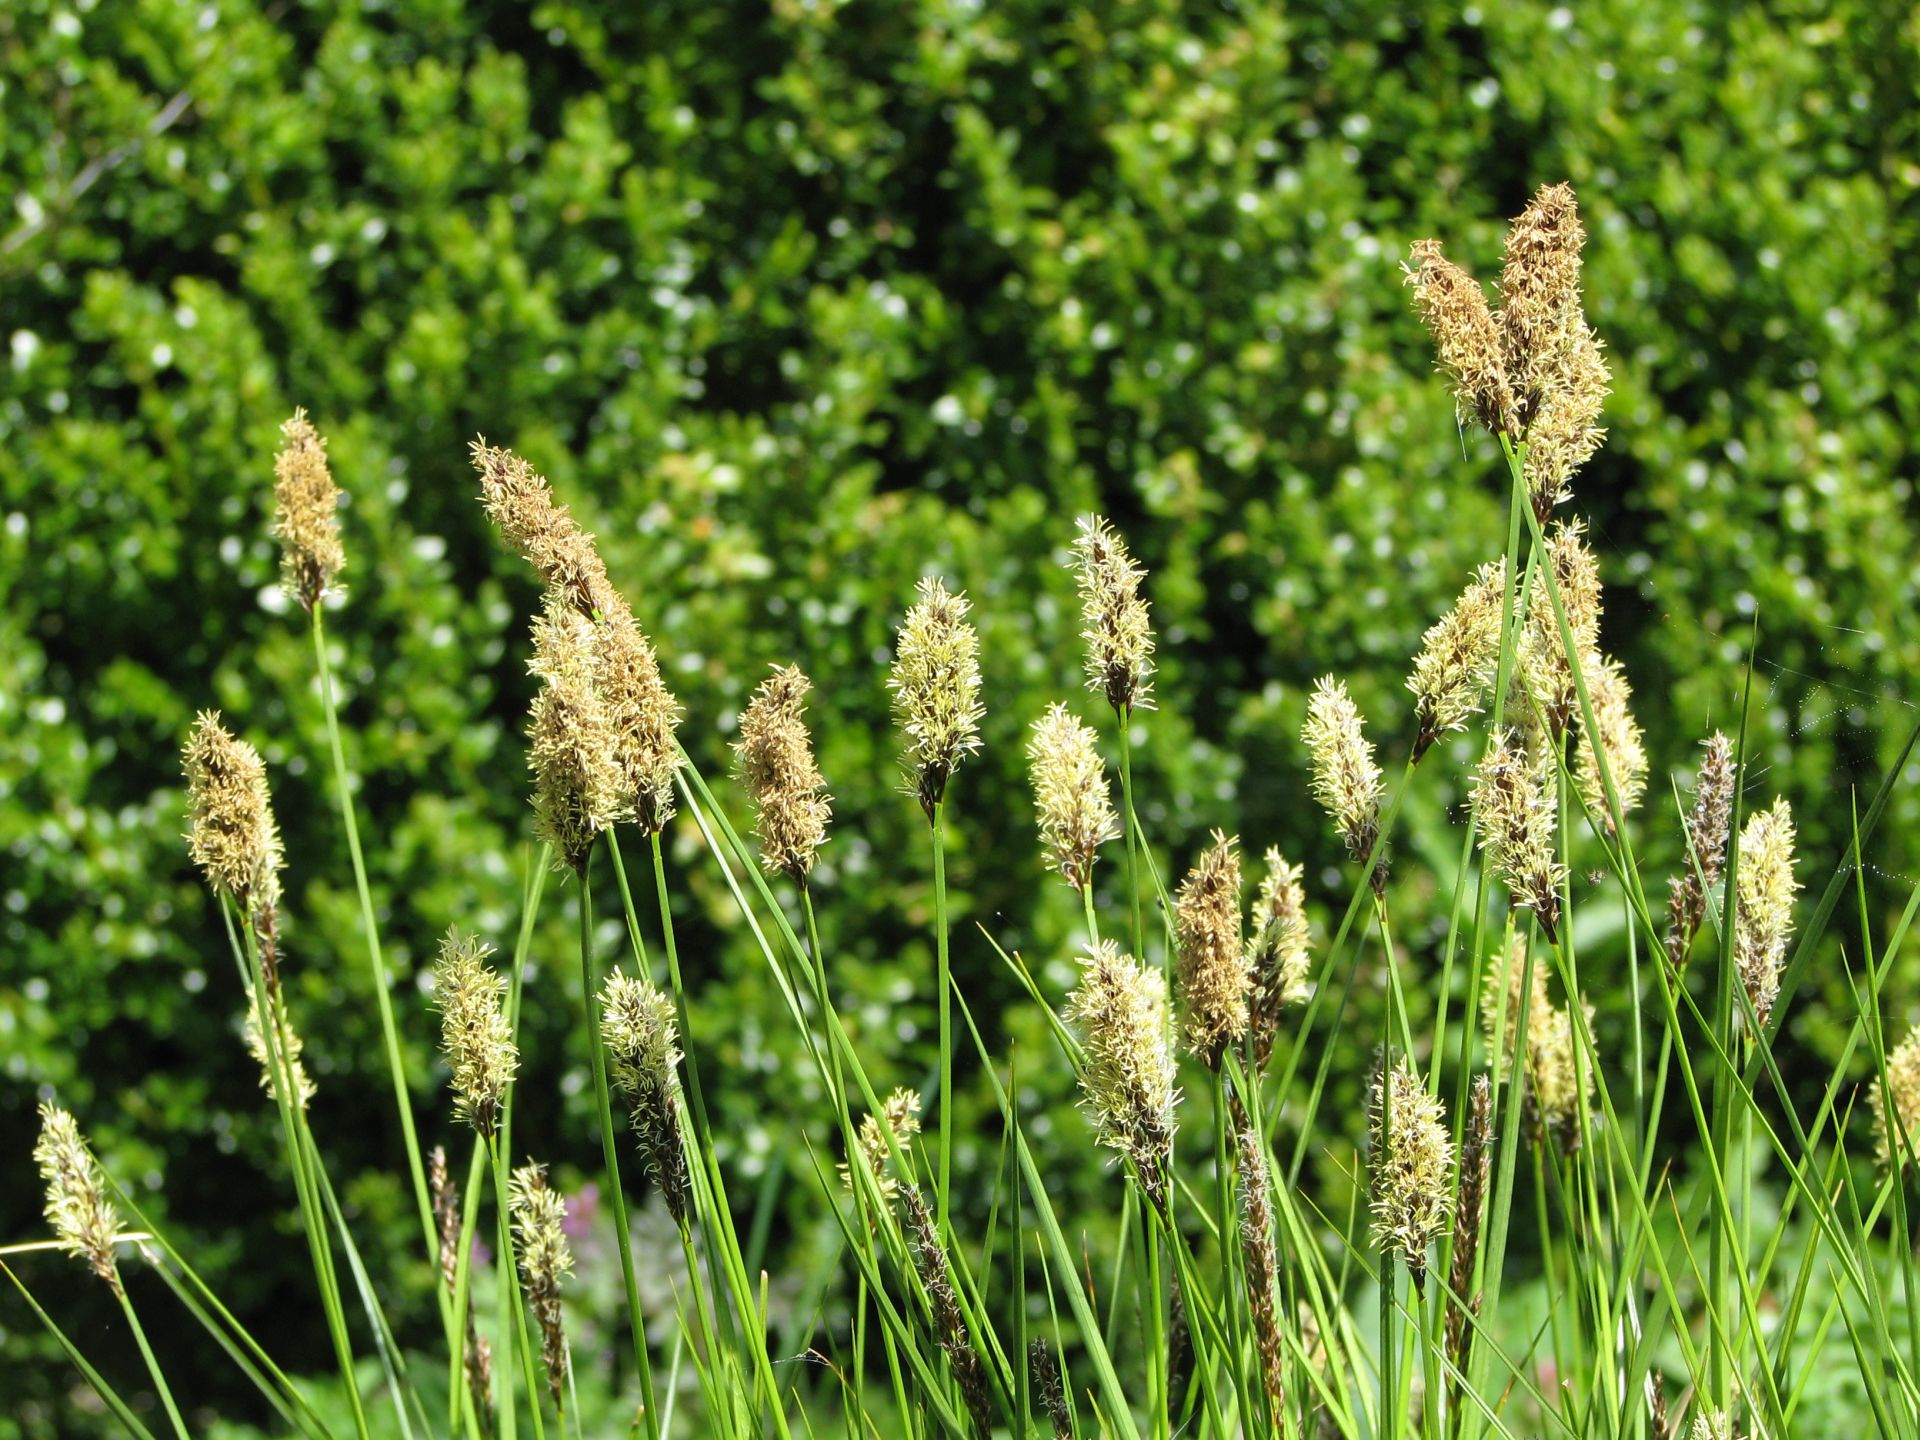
(594, 594, 683, 836)
(1445, 1075, 1494, 1384)
(272, 408, 345, 611)
(1304, 677, 1387, 891)
(844, 1086, 923, 1205)
(1368, 1059, 1454, 1289)
(1870, 1027, 1920, 1170)
(183, 711, 285, 922)
(509, 1162, 575, 1410)
(1405, 238, 1516, 436)
(1409, 559, 1508, 760)
(1666, 732, 1736, 968)
(600, 970, 691, 1224)
(527, 593, 624, 872)
(471, 439, 610, 616)
(1026, 702, 1118, 893)
(34, 1103, 123, 1293)
(434, 931, 517, 1140)
(888, 576, 984, 817)
(244, 984, 317, 1111)
(1247, 847, 1311, 1067)
(1574, 653, 1648, 831)
(1483, 936, 1592, 1151)
(1065, 941, 1179, 1211)
(1472, 728, 1567, 942)
(1236, 1127, 1288, 1420)
(1518, 520, 1603, 739)
(1522, 323, 1610, 524)
(1499, 183, 1587, 424)
(1070, 514, 1156, 714)
(1175, 832, 1248, 1063)
(430, 1146, 494, 1415)
(735, 664, 832, 881)
(1733, 798, 1798, 1028)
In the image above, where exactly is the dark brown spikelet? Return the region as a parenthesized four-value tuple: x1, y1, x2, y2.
(1666, 732, 1736, 969)
(1237, 1127, 1288, 1422)
(1029, 1338, 1072, 1438)
(430, 1146, 495, 1418)
(1445, 1076, 1494, 1390)
(902, 1185, 994, 1437)
(1166, 1272, 1192, 1424)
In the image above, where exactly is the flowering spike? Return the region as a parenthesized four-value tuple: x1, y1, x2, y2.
(1070, 515, 1155, 714)
(735, 664, 831, 881)
(1026, 702, 1117, 893)
(1405, 238, 1516, 435)
(1304, 677, 1387, 891)
(1734, 798, 1798, 1028)
(595, 596, 682, 836)
(34, 1104, 123, 1293)
(1065, 941, 1179, 1211)
(1666, 733, 1736, 969)
(471, 439, 609, 616)
(600, 970, 691, 1223)
(1247, 847, 1311, 1067)
(1871, 1028, 1920, 1171)
(182, 711, 285, 921)
(1368, 1058, 1453, 1289)
(527, 592, 623, 872)
(244, 984, 317, 1111)
(1409, 559, 1507, 760)
(843, 1087, 923, 1204)
(434, 930, 517, 1139)
(1483, 936, 1592, 1151)
(1574, 653, 1648, 831)
(1175, 832, 1248, 1063)
(888, 577, 984, 817)
(509, 1162, 575, 1410)
(1471, 728, 1566, 942)
(272, 408, 345, 610)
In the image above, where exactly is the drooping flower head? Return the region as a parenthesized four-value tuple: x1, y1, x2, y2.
(735, 664, 831, 881)
(1065, 941, 1179, 1210)
(1368, 1058, 1454, 1290)
(600, 970, 691, 1223)
(471, 439, 609, 617)
(1070, 515, 1155, 715)
(1734, 798, 1798, 1028)
(434, 930, 517, 1139)
(34, 1104, 122, 1293)
(272, 408, 345, 611)
(1026, 702, 1118, 893)
(888, 577, 984, 818)
(1304, 677, 1387, 891)
(1409, 559, 1507, 760)
(1175, 832, 1248, 1063)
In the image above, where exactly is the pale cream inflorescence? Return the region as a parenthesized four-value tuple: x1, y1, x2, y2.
(1069, 514, 1155, 714)
(1574, 653, 1648, 831)
(1174, 831, 1249, 1063)
(1483, 936, 1592, 1152)
(34, 1103, 123, 1293)
(1472, 727, 1567, 942)
(600, 970, 691, 1224)
(1517, 520, 1603, 739)
(594, 594, 683, 836)
(1870, 1027, 1920, 1170)
(1404, 237, 1516, 436)
(888, 576, 984, 817)
(244, 984, 317, 1111)
(271, 408, 345, 611)
(1247, 847, 1311, 1066)
(735, 664, 832, 881)
(182, 710, 285, 920)
(1408, 558, 1507, 760)
(1026, 702, 1118, 893)
(471, 439, 610, 616)
(1065, 940, 1179, 1210)
(433, 931, 517, 1139)
(1303, 677, 1387, 889)
(527, 593, 624, 872)
(509, 1162, 575, 1409)
(1733, 798, 1798, 1028)
(1368, 1059, 1454, 1288)
(843, 1086, 923, 1204)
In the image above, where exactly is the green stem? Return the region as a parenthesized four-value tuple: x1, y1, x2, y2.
(1117, 710, 1146, 961)
(116, 1281, 190, 1440)
(932, 800, 954, 1234)
(488, 1137, 521, 1440)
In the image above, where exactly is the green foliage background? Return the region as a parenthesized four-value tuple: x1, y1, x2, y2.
(2, 0, 1916, 1431)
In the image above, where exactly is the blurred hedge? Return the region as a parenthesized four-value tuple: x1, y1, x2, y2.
(3, 0, 1918, 1431)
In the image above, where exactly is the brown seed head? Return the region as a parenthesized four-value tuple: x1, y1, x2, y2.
(433, 930, 517, 1139)
(888, 577, 984, 817)
(471, 439, 609, 616)
(1175, 831, 1248, 1062)
(594, 595, 683, 836)
(1409, 558, 1508, 759)
(902, 1183, 995, 1436)
(430, 1147, 495, 1412)
(1575, 653, 1648, 831)
(1368, 1059, 1453, 1288)
(272, 408, 345, 610)
(1070, 515, 1156, 714)
(735, 664, 831, 881)
(1030, 1339, 1072, 1439)
(528, 592, 624, 871)
(1026, 702, 1118, 893)
(1445, 1075, 1494, 1374)
(1734, 798, 1798, 1028)
(1236, 1126, 1288, 1419)
(34, 1104, 122, 1293)
(1066, 940, 1179, 1210)
(1472, 727, 1566, 941)
(1406, 238, 1516, 435)
(1666, 732, 1737, 969)
(182, 711, 285, 919)
(1247, 847, 1311, 1066)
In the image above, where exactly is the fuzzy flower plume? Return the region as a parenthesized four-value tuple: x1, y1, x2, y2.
(888, 576, 984, 817)
(1368, 1059, 1453, 1289)
(34, 1104, 123, 1293)
(600, 971, 691, 1224)
(1734, 798, 1798, 1028)
(527, 593, 623, 872)
(1483, 937, 1591, 1151)
(272, 409, 345, 610)
(434, 931, 517, 1139)
(1574, 654, 1648, 831)
(183, 711, 285, 922)
(1472, 728, 1566, 942)
(1409, 558, 1507, 760)
(509, 1163, 575, 1410)
(1666, 733, 1736, 969)
(1405, 238, 1515, 435)
(1689, 1413, 1734, 1440)
(1247, 847, 1310, 1066)
(735, 664, 831, 881)
(1066, 941, 1179, 1210)
(430, 1146, 494, 1415)
(594, 596, 682, 835)
(902, 1184, 994, 1436)
(1518, 521, 1603, 739)
(1523, 324, 1609, 524)
(1870, 1028, 1920, 1170)
(1027, 702, 1117, 893)
(471, 439, 609, 615)
(1304, 677, 1387, 890)
(843, 1087, 923, 1205)
(1175, 832, 1248, 1062)
(1236, 1127, 1288, 1419)
(1070, 514, 1155, 714)
(244, 984, 316, 1111)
